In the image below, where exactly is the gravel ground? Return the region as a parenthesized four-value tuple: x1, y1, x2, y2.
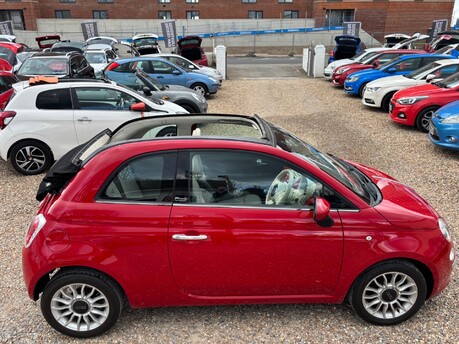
(0, 77, 457, 343)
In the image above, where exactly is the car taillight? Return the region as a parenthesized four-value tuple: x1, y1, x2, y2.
(25, 214, 46, 248)
(105, 61, 119, 71)
(0, 111, 16, 129)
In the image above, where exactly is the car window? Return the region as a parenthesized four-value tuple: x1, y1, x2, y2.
(99, 152, 177, 202)
(185, 150, 351, 209)
(111, 61, 134, 72)
(434, 64, 459, 78)
(151, 60, 177, 74)
(74, 87, 139, 111)
(85, 52, 106, 64)
(391, 58, 421, 72)
(0, 76, 14, 93)
(20, 58, 69, 75)
(36, 88, 73, 110)
(167, 56, 191, 69)
(422, 57, 448, 66)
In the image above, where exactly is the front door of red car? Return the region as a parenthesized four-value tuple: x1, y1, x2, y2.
(168, 150, 344, 297)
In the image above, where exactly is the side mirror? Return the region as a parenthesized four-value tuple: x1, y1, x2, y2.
(142, 87, 152, 96)
(425, 74, 437, 82)
(313, 197, 334, 228)
(130, 102, 146, 112)
(172, 70, 181, 75)
(372, 62, 378, 68)
(387, 67, 397, 74)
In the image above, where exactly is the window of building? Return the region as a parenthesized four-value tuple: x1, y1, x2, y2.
(158, 11, 172, 19)
(158, 0, 171, 3)
(0, 10, 25, 30)
(279, 0, 293, 2)
(242, 0, 257, 3)
(325, 9, 354, 26)
(186, 11, 200, 19)
(186, 0, 199, 3)
(248, 10, 263, 19)
(55, 10, 72, 19)
(59, 0, 76, 3)
(283, 10, 299, 18)
(98, 0, 114, 3)
(93, 10, 109, 19)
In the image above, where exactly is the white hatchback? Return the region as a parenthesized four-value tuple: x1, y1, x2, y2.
(0, 78, 187, 175)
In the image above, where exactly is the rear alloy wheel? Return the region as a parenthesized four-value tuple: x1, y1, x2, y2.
(381, 92, 396, 113)
(349, 261, 427, 325)
(191, 83, 208, 96)
(10, 140, 53, 175)
(416, 107, 439, 132)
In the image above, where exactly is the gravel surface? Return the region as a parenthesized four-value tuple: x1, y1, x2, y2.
(0, 77, 457, 343)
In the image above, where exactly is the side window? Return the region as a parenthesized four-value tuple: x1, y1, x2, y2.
(376, 53, 398, 64)
(423, 57, 446, 66)
(111, 62, 134, 73)
(74, 87, 139, 110)
(393, 58, 420, 72)
(99, 152, 177, 202)
(435, 64, 459, 78)
(151, 60, 176, 74)
(36, 88, 73, 110)
(186, 150, 350, 209)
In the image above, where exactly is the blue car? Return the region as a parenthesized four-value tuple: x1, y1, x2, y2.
(343, 54, 455, 97)
(328, 35, 366, 64)
(429, 100, 459, 151)
(104, 57, 219, 96)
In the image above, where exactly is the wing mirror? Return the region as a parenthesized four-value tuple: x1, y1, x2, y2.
(142, 87, 152, 96)
(313, 197, 334, 228)
(425, 74, 437, 82)
(130, 102, 146, 112)
(172, 70, 181, 75)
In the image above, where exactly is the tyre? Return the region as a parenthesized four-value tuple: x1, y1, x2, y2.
(10, 140, 53, 175)
(349, 260, 427, 325)
(41, 270, 124, 338)
(381, 92, 396, 113)
(358, 83, 368, 98)
(156, 126, 177, 137)
(177, 104, 198, 113)
(191, 83, 208, 96)
(416, 107, 439, 133)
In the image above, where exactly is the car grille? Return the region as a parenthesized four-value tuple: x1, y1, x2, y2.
(364, 98, 375, 104)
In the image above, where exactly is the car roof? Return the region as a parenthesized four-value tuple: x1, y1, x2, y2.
(29, 52, 79, 58)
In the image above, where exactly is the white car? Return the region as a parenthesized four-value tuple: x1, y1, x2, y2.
(324, 33, 430, 79)
(0, 78, 187, 175)
(362, 59, 459, 112)
(145, 52, 223, 85)
(84, 45, 118, 76)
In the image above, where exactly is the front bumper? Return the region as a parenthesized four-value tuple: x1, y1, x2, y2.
(362, 91, 383, 108)
(429, 118, 459, 151)
(389, 101, 418, 126)
(343, 83, 358, 95)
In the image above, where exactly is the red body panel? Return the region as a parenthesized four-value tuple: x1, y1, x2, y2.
(332, 64, 372, 87)
(22, 139, 454, 309)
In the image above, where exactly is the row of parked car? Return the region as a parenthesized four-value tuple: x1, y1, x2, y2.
(0, 34, 223, 175)
(324, 31, 459, 152)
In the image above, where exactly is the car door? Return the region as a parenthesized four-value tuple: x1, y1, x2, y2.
(71, 86, 147, 144)
(168, 149, 345, 297)
(146, 60, 187, 86)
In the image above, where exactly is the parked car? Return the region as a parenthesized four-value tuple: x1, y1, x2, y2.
(424, 31, 459, 52)
(146, 53, 223, 85)
(331, 49, 422, 87)
(132, 70, 208, 113)
(343, 54, 454, 97)
(0, 68, 17, 109)
(383, 33, 411, 48)
(35, 35, 61, 49)
(363, 59, 459, 112)
(328, 35, 366, 64)
(84, 45, 118, 77)
(16, 52, 95, 81)
(428, 100, 459, 150)
(0, 42, 24, 70)
(132, 33, 161, 55)
(0, 77, 187, 175)
(50, 41, 88, 54)
(86, 36, 119, 46)
(22, 112, 454, 338)
(389, 71, 459, 132)
(104, 57, 219, 96)
(175, 35, 208, 66)
(0, 34, 16, 43)
(13, 51, 38, 73)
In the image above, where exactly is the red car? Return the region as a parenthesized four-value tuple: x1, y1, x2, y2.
(0, 62, 17, 109)
(23, 114, 454, 338)
(175, 35, 208, 66)
(0, 42, 24, 69)
(389, 72, 459, 132)
(331, 50, 423, 87)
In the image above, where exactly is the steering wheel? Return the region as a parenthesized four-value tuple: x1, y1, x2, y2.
(266, 169, 295, 205)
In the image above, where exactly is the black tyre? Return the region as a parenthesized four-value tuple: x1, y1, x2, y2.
(191, 83, 208, 96)
(416, 106, 439, 133)
(41, 270, 124, 338)
(156, 126, 177, 137)
(349, 260, 427, 326)
(177, 103, 198, 113)
(381, 92, 396, 113)
(10, 140, 53, 175)
(358, 83, 368, 98)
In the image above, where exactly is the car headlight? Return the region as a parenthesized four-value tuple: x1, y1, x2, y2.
(336, 67, 350, 75)
(191, 92, 205, 102)
(439, 218, 452, 242)
(396, 96, 429, 105)
(210, 77, 219, 83)
(365, 86, 381, 93)
(346, 75, 359, 82)
(440, 114, 459, 124)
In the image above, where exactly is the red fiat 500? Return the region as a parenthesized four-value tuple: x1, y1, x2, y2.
(22, 114, 455, 338)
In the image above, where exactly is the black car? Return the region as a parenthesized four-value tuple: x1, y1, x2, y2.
(16, 52, 95, 81)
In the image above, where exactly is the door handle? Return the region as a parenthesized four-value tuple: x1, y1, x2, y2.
(77, 117, 92, 122)
(172, 234, 208, 241)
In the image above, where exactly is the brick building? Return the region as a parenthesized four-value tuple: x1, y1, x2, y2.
(0, 0, 455, 35)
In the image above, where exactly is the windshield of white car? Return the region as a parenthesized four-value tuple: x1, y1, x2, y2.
(268, 123, 372, 203)
(404, 62, 439, 79)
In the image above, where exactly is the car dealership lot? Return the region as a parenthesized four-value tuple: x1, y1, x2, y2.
(1, 77, 458, 343)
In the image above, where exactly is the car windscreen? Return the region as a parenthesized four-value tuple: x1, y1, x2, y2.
(404, 62, 439, 79)
(134, 38, 158, 46)
(268, 123, 372, 204)
(85, 52, 106, 64)
(18, 58, 69, 75)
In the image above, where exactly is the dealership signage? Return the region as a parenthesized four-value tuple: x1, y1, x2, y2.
(343, 22, 361, 37)
(161, 21, 177, 48)
(0, 21, 14, 35)
(81, 21, 99, 41)
(430, 19, 448, 38)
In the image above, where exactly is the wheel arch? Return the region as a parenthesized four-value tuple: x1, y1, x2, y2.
(7, 138, 54, 161)
(174, 100, 199, 113)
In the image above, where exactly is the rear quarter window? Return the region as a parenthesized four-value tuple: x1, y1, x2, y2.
(36, 88, 73, 110)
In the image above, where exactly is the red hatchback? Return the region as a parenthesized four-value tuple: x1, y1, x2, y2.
(175, 35, 208, 66)
(0, 64, 17, 109)
(331, 50, 422, 87)
(390, 72, 459, 132)
(22, 114, 454, 338)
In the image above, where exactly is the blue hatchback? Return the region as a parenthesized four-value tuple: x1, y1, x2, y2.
(429, 100, 459, 151)
(343, 54, 454, 97)
(104, 57, 219, 96)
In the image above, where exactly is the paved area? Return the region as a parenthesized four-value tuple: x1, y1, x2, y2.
(227, 56, 306, 79)
(0, 77, 458, 343)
